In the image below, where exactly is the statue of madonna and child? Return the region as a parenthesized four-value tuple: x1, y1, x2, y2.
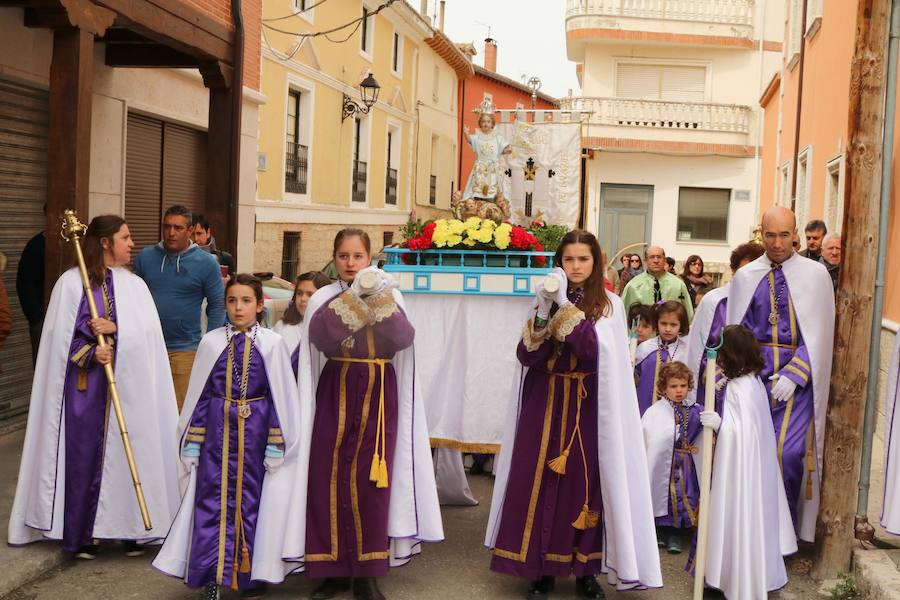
(453, 100, 512, 222)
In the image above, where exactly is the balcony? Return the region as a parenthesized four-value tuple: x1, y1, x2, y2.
(386, 167, 398, 205)
(352, 160, 367, 203)
(285, 142, 308, 195)
(566, 0, 756, 59)
(560, 95, 753, 148)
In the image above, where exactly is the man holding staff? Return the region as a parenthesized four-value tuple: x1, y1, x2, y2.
(8, 215, 180, 559)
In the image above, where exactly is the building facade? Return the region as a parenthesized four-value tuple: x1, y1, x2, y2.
(0, 0, 261, 423)
(562, 0, 784, 274)
(255, 0, 471, 279)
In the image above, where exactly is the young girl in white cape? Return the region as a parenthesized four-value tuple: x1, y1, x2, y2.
(153, 274, 301, 600)
(698, 324, 797, 599)
(634, 301, 690, 416)
(273, 271, 331, 376)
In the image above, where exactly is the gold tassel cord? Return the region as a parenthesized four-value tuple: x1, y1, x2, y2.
(805, 422, 816, 501)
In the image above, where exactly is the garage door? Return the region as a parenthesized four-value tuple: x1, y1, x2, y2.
(0, 76, 48, 423)
(125, 113, 207, 256)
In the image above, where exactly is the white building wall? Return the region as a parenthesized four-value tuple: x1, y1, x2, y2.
(586, 153, 757, 266)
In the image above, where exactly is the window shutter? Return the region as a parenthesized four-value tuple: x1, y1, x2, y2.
(125, 113, 163, 255)
(616, 63, 706, 101)
(162, 122, 207, 218)
(616, 63, 661, 99)
(660, 65, 706, 102)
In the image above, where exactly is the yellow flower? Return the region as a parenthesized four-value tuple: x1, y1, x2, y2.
(464, 216, 481, 229)
(462, 237, 477, 247)
(494, 223, 512, 249)
(448, 219, 467, 235)
(446, 233, 463, 247)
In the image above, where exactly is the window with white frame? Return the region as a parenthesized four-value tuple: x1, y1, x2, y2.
(795, 148, 811, 228)
(352, 116, 370, 203)
(285, 84, 312, 197)
(360, 7, 373, 56)
(432, 65, 440, 102)
(385, 123, 401, 205)
(429, 135, 439, 205)
(825, 155, 845, 233)
(391, 31, 402, 75)
(615, 61, 707, 102)
(806, 0, 823, 37)
(293, 0, 313, 21)
(779, 162, 792, 207)
(677, 187, 730, 242)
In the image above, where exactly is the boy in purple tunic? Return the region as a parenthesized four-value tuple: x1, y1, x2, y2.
(634, 301, 690, 416)
(641, 362, 700, 555)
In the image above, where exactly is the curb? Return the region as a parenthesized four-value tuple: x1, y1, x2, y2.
(854, 547, 900, 599)
(0, 544, 68, 599)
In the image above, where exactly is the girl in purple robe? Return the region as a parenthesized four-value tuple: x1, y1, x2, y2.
(274, 271, 331, 376)
(156, 274, 298, 600)
(304, 229, 417, 600)
(640, 362, 700, 555)
(634, 301, 690, 416)
(489, 231, 614, 600)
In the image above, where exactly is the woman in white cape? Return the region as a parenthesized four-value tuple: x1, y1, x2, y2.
(8, 215, 180, 557)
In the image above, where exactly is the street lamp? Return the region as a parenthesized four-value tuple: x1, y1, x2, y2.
(342, 73, 381, 121)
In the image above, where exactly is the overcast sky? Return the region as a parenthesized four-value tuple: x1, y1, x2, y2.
(436, 0, 580, 101)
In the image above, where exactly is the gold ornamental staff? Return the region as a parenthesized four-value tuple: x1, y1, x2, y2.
(61, 209, 152, 531)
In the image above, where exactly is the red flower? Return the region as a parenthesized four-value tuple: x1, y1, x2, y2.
(510, 226, 532, 250)
(407, 222, 436, 251)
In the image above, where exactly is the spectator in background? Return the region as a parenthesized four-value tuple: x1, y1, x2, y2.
(666, 256, 677, 274)
(0, 252, 11, 351)
(190, 213, 236, 276)
(618, 253, 632, 277)
(801, 219, 827, 261)
(134, 205, 225, 409)
(681, 254, 713, 307)
(820, 233, 841, 292)
(16, 207, 46, 365)
(621, 246, 694, 321)
(617, 253, 644, 295)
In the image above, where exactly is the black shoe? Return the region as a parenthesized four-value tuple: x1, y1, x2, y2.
(469, 461, 485, 476)
(240, 583, 268, 599)
(311, 578, 351, 600)
(656, 526, 666, 548)
(75, 544, 99, 560)
(703, 586, 725, 598)
(200, 583, 220, 600)
(526, 576, 555, 599)
(352, 577, 386, 600)
(123, 540, 145, 557)
(575, 576, 605, 599)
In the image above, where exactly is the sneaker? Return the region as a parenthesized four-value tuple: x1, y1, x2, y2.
(75, 544, 99, 560)
(123, 541, 145, 557)
(666, 533, 683, 554)
(200, 583, 220, 600)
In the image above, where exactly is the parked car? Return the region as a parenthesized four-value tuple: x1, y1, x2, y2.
(253, 272, 294, 327)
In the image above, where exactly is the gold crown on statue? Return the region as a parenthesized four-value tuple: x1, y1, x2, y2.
(473, 98, 496, 115)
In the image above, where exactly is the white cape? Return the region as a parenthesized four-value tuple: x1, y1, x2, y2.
(685, 284, 729, 406)
(152, 326, 303, 584)
(881, 332, 900, 533)
(485, 292, 662, 590)
(282, 282, 444, 568)
(726, 252, 834, 542)
(272, 320, 302, 356)
(635, 335, 690, 367)
(641, 400, 702, 519)
(704, 375, 797, 598)
(8, 267, 180, 545)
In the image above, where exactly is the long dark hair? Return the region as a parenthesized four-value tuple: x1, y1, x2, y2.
(553, 229, 611, 321)
(281, 271, 332, 325)
(681, 254, 704, 278)
(717, 325, 765, 379)
(225, 273, 265, 324)
(333, 228, 371, 256)
(81, 215, 126, 287)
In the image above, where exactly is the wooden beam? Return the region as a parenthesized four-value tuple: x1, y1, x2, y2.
(199, 60, 232, 90)
(205, 87, 236, 254)
(813, 0, 890, 578)
(105, 43, 198, 68)
(45, 26, 94, 296)
(24, 0, 114, 35)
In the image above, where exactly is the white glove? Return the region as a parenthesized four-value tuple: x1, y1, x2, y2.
(534, 281, 553, 320)
(550, 267, 569, 306)
(351, 266, 385, 297)
(264, 456, 284, 473)
(700, 411, 722, 432)
(769, 374, 798, 403)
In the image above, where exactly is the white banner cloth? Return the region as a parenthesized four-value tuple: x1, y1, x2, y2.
(496, 121, 581, 227)
(402, 294, 535, 449)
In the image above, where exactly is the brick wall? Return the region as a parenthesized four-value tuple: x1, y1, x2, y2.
(181, 0, 261, 90)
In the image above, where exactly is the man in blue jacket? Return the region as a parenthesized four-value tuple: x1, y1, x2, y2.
(134, 205, 226, 409)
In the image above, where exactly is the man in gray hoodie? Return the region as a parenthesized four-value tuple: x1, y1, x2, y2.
(134, 205, 225, 409)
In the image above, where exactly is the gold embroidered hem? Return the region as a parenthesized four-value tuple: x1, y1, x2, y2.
(429, 437, 500, 454)
(549, 304, 585, 342)
(544, 551, 604, 563)
(331, 290, 374, 332)
(364, 291, 399, 324)
(522, 319, 550, 352)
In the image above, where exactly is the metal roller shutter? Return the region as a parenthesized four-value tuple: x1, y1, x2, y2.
(162, 122, 207, 217)
(0, 76, 48, 422)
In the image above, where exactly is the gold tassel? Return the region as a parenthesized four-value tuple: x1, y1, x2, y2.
(369, 452, 380, 483)
(376, 457, 389, 489)
(571, 504, 599, 530)
(805, 445, 815, 500)
(77, 368, 88, 391)
(547, 449, 569, 475)
(240, 544, 251, 573)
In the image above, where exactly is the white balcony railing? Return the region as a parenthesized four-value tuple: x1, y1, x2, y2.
(560, 96, 752, 135)
(566, 0, 754, 27)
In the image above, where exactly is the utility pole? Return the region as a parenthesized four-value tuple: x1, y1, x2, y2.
(813, 0, 891, 578)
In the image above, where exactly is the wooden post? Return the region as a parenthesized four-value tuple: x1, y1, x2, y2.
(201, 61, 237, 258)
(813, 0, 890, 578)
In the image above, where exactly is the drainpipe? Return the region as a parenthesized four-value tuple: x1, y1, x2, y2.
(856, 0, 900, 535)
(790, 0, 808, 207)
(753, 0, 768, 226)
(229, 0, 244, 259)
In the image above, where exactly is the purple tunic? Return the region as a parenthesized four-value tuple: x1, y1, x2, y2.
(740, 266, 814, 527)
(184, 331, 283, 590)
(305, 290, 414, 578)
(635, 338, 685, 416)
(655, 403, 701, 529)
(696, 297, 728, 417)
(491, 305, 604, 581)
(62, 270, 116, 552)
